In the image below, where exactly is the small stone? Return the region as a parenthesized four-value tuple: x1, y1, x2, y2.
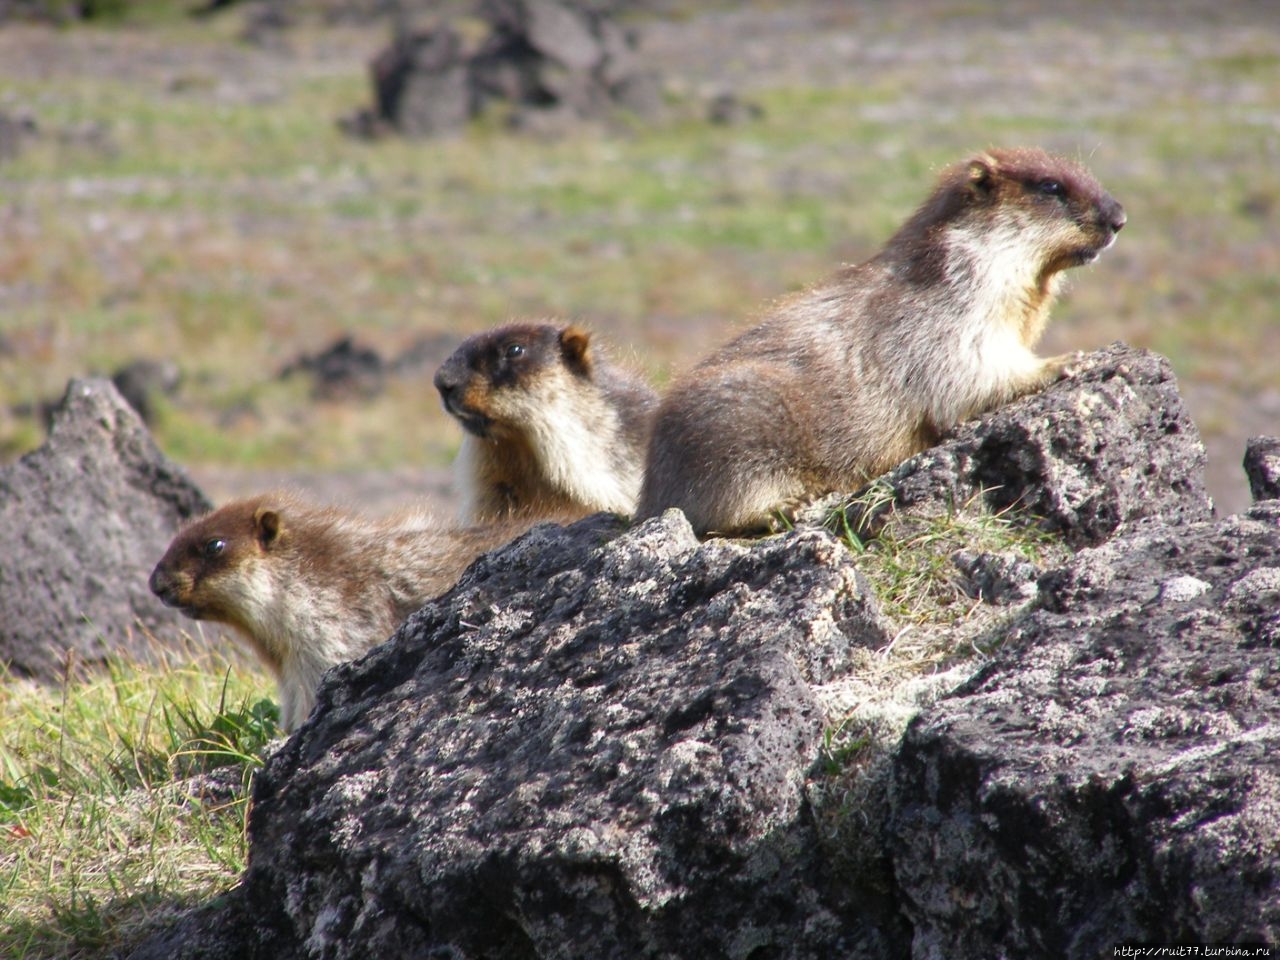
(1244, 436, 1280, 502)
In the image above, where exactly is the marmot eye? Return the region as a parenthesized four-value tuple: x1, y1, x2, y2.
(1037, 179, 1066, 198)
(504, 343, 526, 360)
(203, 538, 226, 559)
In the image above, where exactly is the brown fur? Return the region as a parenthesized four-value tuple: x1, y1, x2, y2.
(637, 147, 1126, 535)
(434, 322, 658, 522)
(149, 492, 547, 730)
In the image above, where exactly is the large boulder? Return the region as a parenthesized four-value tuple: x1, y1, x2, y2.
(349, 0, 662, 139)
(238, 513, 903, 958)
(890, 505, 1280, 957)
(0, 378, 212, 680)
(368, 24, 472, 139)
(129, 343, 1257, 958)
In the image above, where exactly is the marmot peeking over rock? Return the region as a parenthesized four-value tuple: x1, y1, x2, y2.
(434, 322, 658, 522)
(149, 493, 547, 731)
(638, 147, 1126, 535)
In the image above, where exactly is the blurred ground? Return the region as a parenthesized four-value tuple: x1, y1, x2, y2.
(1, 0, 1277, 516)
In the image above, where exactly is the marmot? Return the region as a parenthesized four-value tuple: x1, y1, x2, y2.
(434, 322, 658, 522)
(637, 147, 1126, 535)
(149, 493, 545, 731)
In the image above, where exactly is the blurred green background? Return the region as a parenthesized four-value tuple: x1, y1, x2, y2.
(1, 0, 1276, 514)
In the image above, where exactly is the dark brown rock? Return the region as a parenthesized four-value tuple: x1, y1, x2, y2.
(369, 25, 472, 138)
(112, 357, 181, 425)
(233, 513, 900, 959)
(0, 109, 36, 161)
(278, 335, 386, 401)
(354, 0, 662, 139)
(707, 91, 765, 125)
(1245, 435, 1280, 502)
(516, 0, 603, 71)
(0, 378, 212, 681)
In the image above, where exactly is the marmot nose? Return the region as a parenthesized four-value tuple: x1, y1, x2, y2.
(149, 567, 173, 601)
(1104, 198, 1126, 234)
(433, 367, 458, 399)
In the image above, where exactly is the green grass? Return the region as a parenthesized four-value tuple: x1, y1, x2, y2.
(802, 484, 1071, 782)
(827, 486, 1068, 629)
(0, 642, 278, 960)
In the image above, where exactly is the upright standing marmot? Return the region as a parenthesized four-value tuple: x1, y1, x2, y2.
(638, 147, 1126, 535)
(149, 493, 547, 731)
(434, 322, 657, 522)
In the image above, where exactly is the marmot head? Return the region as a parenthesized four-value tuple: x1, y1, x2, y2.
(896, 147, 1126, 280)
(969, 147, 1126, 269)
(150, 495, 291, 628)
(433, 322, 594, 439)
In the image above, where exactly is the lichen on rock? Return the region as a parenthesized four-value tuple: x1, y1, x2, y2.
(128, 344, 1280, 959)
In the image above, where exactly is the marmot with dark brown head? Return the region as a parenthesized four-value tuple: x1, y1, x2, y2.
(637, 147, 1126, 535)
(150, 493, 546, 730)
(434, 322, 657, 522)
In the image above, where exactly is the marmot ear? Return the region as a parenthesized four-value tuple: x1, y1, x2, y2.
(968, 156, 996, 193)
(254, 508, 282, 548)
(560, 326, 593, 377)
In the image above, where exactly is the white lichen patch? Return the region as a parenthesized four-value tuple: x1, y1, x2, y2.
(327, 770, 385, 849)
(1227, 566, 1280, 599)
(1157, 574, 1211, 603)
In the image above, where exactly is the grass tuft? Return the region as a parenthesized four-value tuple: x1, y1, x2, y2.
(826, 484, 1066, 627)
(0, 642, 277, 960)
(806, 487, 1070, 890)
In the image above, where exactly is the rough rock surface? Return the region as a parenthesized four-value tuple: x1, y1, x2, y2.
(128, 344, 1272, 959)
(871, 343, 1213, 546)
(891, 508, 1280, 957)
(0, 378, 212, 680)
(1245, 435, 1280, 502)
(235, 513, 901, 959)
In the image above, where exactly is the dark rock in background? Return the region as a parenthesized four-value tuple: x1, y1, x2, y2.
(277, 335, 387, 401)
(1245, 435, 1280, 502)
(707, 90, 764, 125)
(0, 378, 212, 681)
(368, 24, 472, 138)
(12, 356, 181, 432)
(349, 0, 663, 139)
(112, 357, 182, 426)
(0, 109, 36, 161)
